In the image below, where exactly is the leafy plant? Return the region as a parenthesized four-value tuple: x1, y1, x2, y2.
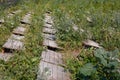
(77, 49, 120, 80)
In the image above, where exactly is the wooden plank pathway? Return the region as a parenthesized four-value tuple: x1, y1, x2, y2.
(37, 12, 70, 80)
(0, 12, 31, 61)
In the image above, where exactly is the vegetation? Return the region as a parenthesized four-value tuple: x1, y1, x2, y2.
(0, 0, 120, 80)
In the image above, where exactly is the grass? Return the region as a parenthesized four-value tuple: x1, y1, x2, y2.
(0, 0, 120, 80)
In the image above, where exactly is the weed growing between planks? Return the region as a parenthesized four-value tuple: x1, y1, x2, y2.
(0, 0, 45, 80)
(43, 0, 120, 80)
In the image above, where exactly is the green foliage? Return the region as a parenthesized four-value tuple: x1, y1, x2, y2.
(76, 49, 120, 80)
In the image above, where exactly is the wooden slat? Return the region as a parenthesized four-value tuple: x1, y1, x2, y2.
(41, 50, 63, 65)
(10, 34, 24, 40)
(37, 61, 70, 80)
(43, 28, 56, 34)
(0, 19, 4, 24)
(43, 23, 53, 29)
(3, 39, 24, 50)
(7, 13, 14, 18)
(43, 39, 61, 49)
(44, 18, 53, 24)
(13, 27, 26, 35)
(11, 10, 22, 14)
(0, 53, 13, 61)
(42, 33, 56, 40)
(21, 13, 31, 24)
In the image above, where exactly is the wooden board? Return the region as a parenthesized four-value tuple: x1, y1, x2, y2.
(7, 13, 14, 18)
(0, 53, 13, 61)
(42, 33, 56, 40)
(37, 61, 70, 80)
(41, 50, 63, 65)
(43, 23, 53, 29)
(73, 24, 78, 31)
(13, 27, 26, 35)
(3, 39, 24, 50)
(11, 10, 22, 14)
(21, 13, 31, 24)
(43, 28, 56, 34)
(43, 39, 61, 49)
(0, 19, 4, 24)
(10, 34, 24, 40)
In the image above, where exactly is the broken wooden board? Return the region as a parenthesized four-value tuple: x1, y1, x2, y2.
(41, 50, 63, 65)
(83, 39, 102, 48)
(0, 53, 13, 61)
(13, 26, 26, 35)
(37, 61, 70, 80)
(3, 39, 24, 50)
(43, 23, 53, 29)
(43, 39, 61, 50)
(21, 13, 31, 24)
(10, 34, 24, 40)
(42, 33, 56, 40)
(43, 28, 56, 34)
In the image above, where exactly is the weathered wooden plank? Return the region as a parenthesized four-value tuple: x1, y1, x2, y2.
(44, 18, 53, 24)
(13, 27, 26, 35)
(3, 39, 24, 50)
(0, 53, 13, 61)
(37, 61, 70, 80)
(7, 13, 14, 18)
(10, 34, 24, 40)
(11, 10, 22, 14)
(0, 19, 4, 24)
(21, 13, 31, 24)
(83, 39, 102, 48)
(42, 33, 56, 40)
(43, 39, 61, 49)
(43, 23, 53, 29)
(73, 24, 78, 31)
(41, 50, 63, 65)
(43, 28, 56, 34)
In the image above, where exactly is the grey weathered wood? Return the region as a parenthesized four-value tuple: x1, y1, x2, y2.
(0, 19, 4, 24)
(43, 23, 53, 29)
(44, 18, 53, 24)
(43, 28, 56, 34)
(3, 39, 24, 50)
(10, 34, 24, 40)
(43, 39, 61, 49)
(21, 13, 31, 24)
(7, 13, 14, 18)
(73, 24, 78, 31)
(37, 61, 70, 80)
(13, 27, 26, 35)
(83, 39, 102, 48)
(0, 53, 13, 61)
(11, 10, 22, 14)
(41, 50, 63, 65)
(42, 33, 56, 40)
